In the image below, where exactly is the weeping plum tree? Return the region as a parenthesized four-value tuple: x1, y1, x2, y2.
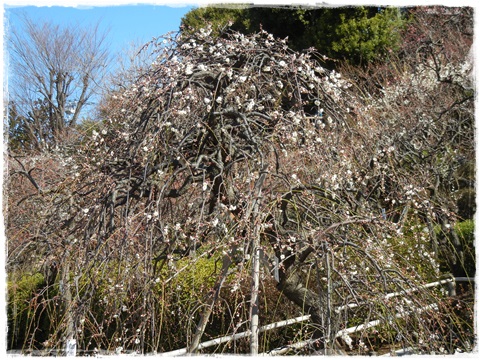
(339, 5, 475, 278)
(6, 22, 474, 354)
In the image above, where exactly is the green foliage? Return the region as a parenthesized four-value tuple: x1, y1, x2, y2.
(180, 5, 250, 37)
(454, 220, 475, 277)
(7, 272, 48, 349)
(166, 256, 219, 303)
(436, 220, 475, 278)
(455, 219, 474, 242)
(8, 272, 45, 309)
(332, 7, 405, 64)
(181, 5, 407, 66)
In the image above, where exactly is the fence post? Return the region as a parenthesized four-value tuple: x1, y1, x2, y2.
(446, 278, 456, 297)
(65, 338, 77, 357)
(250, 246, 261, 355)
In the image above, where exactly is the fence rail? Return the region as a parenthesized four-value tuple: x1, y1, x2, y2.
(162, 276, 473, 356)
(162, 315, 312, 356)
(9, 277, 472, 356)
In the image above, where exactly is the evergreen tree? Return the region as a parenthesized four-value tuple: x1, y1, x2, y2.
(331, 7, 405, 64)
(180, 4, 250, 37)
(181, 5, 407, 66)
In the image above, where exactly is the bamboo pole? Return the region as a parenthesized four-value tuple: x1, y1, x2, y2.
(264, 303, 439, 356)
(336, 276, 460, 313)
(247, 167, 266, 355)
(250, 246, 261, 355)
(162, 315, 312, 356)
(162, 277, 468, 356)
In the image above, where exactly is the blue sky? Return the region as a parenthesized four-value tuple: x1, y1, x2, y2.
(4, 4, 197, 56)
(4, 1, 474, 60)
(3, 3, 201, 118)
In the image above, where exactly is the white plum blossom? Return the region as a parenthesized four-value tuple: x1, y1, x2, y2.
(47, 26, 472, 354)
(185, 64, 193, 75)
(246, 99, 255, 111)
